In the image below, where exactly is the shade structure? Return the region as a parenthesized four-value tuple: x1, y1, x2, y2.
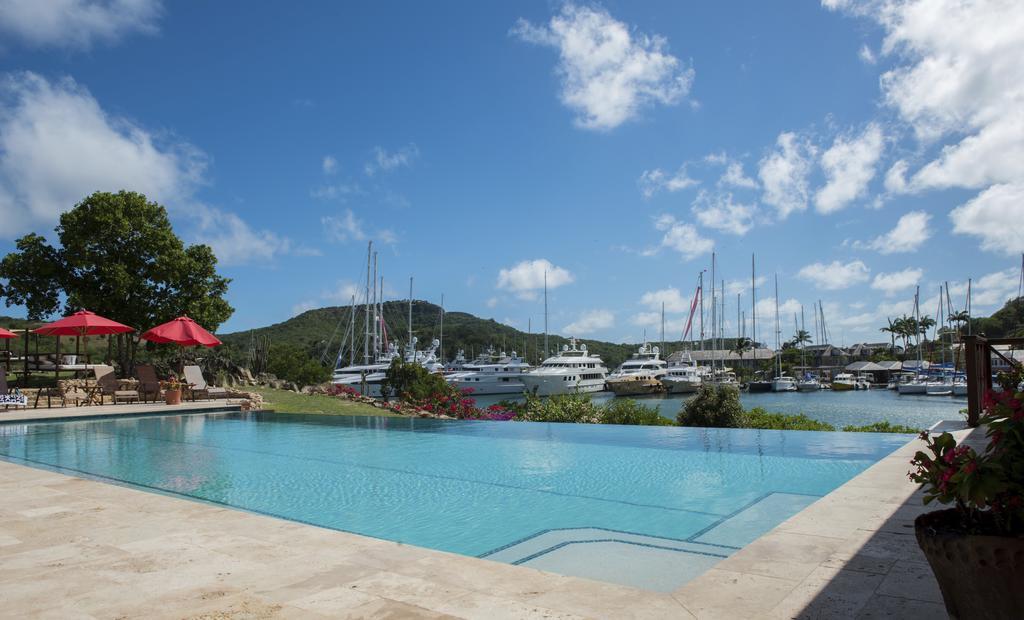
(32, 310, 134, 337)
(141, 316, 221, 347)
(0, 327, 18, 339)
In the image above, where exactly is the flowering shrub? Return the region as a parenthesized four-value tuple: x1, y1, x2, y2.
(326, 384, 361, 398)
(909, 367, 1024, 535)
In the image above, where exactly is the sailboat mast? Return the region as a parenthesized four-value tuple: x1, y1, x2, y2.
(363, 241, 372, 365)
(660, 301, 665, 357)
(699, 271, 705, 353)
(751, 254, 757, 352)
(408, 277, 413, 353)
(711, 253, 717, 371)
(372, 252, 379, 356)
(800, 305, 807, 370)
(439, 293, 444, 363)
(967, 278, 972, 336)
(774, 274, 781, 377)
(543, 270, 549, 359)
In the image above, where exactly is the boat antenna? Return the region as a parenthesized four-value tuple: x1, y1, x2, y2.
(751, 253, 757, 354)
(408, 276, 414, 355)
(660, 301, 665, 357)
(699, 270, 705, 353)
(439, 293, 444, 363)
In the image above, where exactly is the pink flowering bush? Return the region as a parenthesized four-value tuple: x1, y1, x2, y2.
(326, 384, 361, 398)
(909, 367, 1024, 535)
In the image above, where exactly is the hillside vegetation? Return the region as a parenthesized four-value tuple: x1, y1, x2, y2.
(218, 300, 692, 370)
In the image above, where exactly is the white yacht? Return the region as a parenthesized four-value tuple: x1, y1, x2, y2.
(796, 374, 821, 392)
(897, 376, 929, 395)
(606, 343, 667, 396)
(520, 338, 609, 396)
(831, 373, 857, 391)
(444, 349, 469, 373)
(952, 376, 968, 397)
(926, 376, 954, 396)
(662, 359, 705, 394)
(771, 375, 797, 392)
(332, 342, 402, 396)
(452, 351, 532, 395)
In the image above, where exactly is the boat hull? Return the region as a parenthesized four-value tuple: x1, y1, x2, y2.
(796, 382, 821, 392)
(926, 383, 953, 396)
(607, 377, 665, 396)
(662, 379, 701, 394)
(831, 382, 855, 391)
(520, 376, 606, 397)
(747, 381, 772, 393)
(898, 383, 927, 395)
(453, 380, 527, 396)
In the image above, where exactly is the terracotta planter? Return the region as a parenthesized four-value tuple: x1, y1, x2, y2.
(164, 389, 182, 405)
(915, 508, 1024, 619)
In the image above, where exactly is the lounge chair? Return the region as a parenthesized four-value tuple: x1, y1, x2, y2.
(1, 368, 28, 409)
(94, 365, 140, 405)
(183, 365, 228, 400)
(135, 364, 162, 403)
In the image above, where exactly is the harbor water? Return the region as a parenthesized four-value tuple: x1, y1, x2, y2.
(472, 389, 965, 430)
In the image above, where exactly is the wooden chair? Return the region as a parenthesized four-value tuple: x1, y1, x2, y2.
(135, 364, 162, 403)
(94, 365, 140, 405)
(183, 365, 228, 400)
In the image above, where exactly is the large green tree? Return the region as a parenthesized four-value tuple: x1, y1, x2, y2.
(0, 191, 233, 369)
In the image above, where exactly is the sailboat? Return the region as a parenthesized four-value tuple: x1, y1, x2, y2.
(662, 278, 705, 394)
(898, 286, 929, 395)
(747, 254, 772, 392)
(926, 284, 953, 396)
(796, 306, 821, 392)
(771, 275, 797, 392)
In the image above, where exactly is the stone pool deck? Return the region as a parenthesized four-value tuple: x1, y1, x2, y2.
(1, 399, 243, 423)
(0, 420, 978, 619)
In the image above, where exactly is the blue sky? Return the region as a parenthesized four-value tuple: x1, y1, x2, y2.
(1, 0, 1021, 347)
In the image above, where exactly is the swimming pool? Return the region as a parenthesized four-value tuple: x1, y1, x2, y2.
(0, 412, 910, 591)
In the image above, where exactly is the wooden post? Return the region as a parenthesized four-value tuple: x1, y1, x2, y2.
(963, 334, 989, 428)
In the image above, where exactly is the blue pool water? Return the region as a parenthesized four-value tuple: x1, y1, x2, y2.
(0, 412, 911, 590)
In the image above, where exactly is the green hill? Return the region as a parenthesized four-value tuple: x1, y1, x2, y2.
(218, 301, 692, 370)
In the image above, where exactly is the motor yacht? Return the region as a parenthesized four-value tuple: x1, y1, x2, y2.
(926, 376, 954, 396)
(662, 360, 705, 394)
(897, 375, 929, 395)
(831, 373, 857, 391)
(332, 342, 402, 396)
(606, 343, 666, 396)
(520, 338, 609, 396)
(771, 375, 797, 392)
(452, 350, 532, 395)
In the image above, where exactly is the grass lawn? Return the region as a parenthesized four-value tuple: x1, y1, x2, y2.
(251, 386, 398, 417)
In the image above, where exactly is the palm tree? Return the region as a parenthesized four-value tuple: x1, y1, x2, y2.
(792, 329, 812, 347)
(918, 316, 936, 340)
(880, 318, 897, 351)
(948, 310, 970, 339)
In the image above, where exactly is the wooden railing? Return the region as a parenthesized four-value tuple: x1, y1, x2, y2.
(962, 334, 1024, 427)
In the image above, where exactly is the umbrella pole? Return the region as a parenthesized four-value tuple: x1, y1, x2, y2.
(55, 335, 60, 384)
(22, 327, 28, 388)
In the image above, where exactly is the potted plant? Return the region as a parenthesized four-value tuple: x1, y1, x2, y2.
(909, 367, 1024, 618)
(161, 376, 185, 405)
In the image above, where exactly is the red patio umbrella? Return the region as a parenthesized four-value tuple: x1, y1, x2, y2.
(32, 310, 134, 337)
(141, 316, 222, 347)
(0, 327, 18, 339)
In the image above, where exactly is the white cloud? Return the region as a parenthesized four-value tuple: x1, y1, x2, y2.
(364, 143, 418, 176)
(192, 204, 292, 267)
(797, 260, 870, 290)
(637, 166, 699, 198)
(645, 214, 714, 260)
(511, 4, 694, 130)
(871, 268, 924, 295)
(291, 301, 317, 317)
(858, 44, 877, 64)
(758, 131, 816, 219)
(321, 209, 366, 243)
(857, 210, 932, 254)
(754, 297, 804, 327)
(485, 296, 499, 309)
(563, 309, 614, 335)
(311, 182, 361, 201)
(0, 0, 162, 50)
(639, 287, 690, 313)
(814, 123, 885, 213)
(322, 281, 362, 304)
(691, 190, 757, 236)
(319, 209, 397, 246)
(719, 161, 758, 189)
(827, 0, 1024, 255)
(0, 72, 203, 237)
(322, 155, 338, 175)
(496, 259, 574, 300)
(883, 159, 908, 193)
(726, 276, 766, 296)
(630, 311, 687, 336)
(949, 182, 1024, 255)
